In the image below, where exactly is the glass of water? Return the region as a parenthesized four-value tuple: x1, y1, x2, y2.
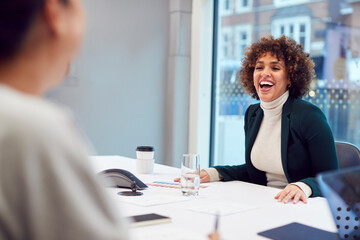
(181, 154, 200, 196)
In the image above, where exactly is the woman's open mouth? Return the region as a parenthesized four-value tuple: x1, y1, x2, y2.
(259, 81, 274, 91)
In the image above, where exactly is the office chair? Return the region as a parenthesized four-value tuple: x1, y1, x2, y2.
(335, 141, 360, 169)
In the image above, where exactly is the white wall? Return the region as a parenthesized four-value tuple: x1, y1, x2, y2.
(47, 0, 170, 163)
(189, 0, 213, 168)
(163, 0, 193, 167)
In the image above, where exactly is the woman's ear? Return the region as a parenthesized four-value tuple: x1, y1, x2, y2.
(287, 75, 291, 85)
(43, 0, 67, 37)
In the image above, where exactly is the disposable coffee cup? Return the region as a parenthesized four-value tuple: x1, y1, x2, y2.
(136, 146, 154, 159)
(136, 146, 155, 174)
(136, 158, 154, 174)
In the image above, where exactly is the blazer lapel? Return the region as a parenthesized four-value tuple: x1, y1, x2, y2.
(246, 107, 263, 159)
(245, 106, 268, 185)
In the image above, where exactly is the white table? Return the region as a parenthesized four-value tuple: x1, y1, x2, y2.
(90, 155, 337, 240)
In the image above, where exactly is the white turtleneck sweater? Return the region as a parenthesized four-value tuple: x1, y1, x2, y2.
(251, 91, 289, 188)
(206, 90, 312, 198)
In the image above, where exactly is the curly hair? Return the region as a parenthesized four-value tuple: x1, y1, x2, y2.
(238, 35, 315, 99)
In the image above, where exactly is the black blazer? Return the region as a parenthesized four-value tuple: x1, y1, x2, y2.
(214, 96, 339, 197)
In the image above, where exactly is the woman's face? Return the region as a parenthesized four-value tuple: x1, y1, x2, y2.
(253, 52, 290, 102)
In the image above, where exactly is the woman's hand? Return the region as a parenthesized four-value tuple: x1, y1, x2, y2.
(174, 169, 211, 183)
(199, 169, 211, 183)
(208, 231, 221, 240)
(274, 184, 307, 204)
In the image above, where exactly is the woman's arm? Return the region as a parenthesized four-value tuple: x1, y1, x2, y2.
(214, 164, 251, 182)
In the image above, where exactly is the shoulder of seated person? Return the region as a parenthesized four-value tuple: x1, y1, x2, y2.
(1, 97, 71, 142)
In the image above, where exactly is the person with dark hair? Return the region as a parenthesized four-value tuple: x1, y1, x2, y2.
(0, 0, 132, 239)
(182, 35, 339, 204)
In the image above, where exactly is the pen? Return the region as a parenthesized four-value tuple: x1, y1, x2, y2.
(214, 212, 219, 231)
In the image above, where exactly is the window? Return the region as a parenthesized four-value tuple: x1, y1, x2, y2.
(210, 0, 360, 166)
(238, 32, 247, 56)
(220, 0, 233, 16)
(221, 28, 233, 59)
(235, 24, 252, 59)
(235, 0, 252, 13)
(272, 16, 311, 52)
(289, 24, 294, 38)
(299, 23, 306, 47)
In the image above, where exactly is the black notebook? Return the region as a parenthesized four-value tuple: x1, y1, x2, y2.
(258, 222, 340, 240)
(128, 213, 171, 227)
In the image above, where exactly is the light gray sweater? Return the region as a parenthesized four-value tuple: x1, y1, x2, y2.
(0, 84, 130, 240)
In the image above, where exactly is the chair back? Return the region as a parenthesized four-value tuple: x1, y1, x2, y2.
(335, 141, 360, 169)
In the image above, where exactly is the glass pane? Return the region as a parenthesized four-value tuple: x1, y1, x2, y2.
(243, 0, 248, 7)
(289, 24, 294, 38)
(238, 32, 247, 57)
(241, 32, 246, 40)
(300, 23, 306, 33)
(280, 25, 285, 35)
(300, 36, 305, 47)
(212, 0, 360, 166)
(225, 0, 230, 10)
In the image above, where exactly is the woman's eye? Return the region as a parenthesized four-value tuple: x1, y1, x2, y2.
(272, 67, 280, 70)
(255, 67, 263, 70)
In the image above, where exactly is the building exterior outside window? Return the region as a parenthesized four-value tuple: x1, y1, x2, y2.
(212, 0, 360, 166)
(272, 16, 311, 52)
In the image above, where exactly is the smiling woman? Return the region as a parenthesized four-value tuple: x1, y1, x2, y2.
(201, 35, 339, 205)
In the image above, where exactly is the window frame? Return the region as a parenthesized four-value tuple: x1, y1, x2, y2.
(188, 0, 215, 168)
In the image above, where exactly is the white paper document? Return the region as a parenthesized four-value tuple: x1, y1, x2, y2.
(118, 194, 190, 207)
(131, 225, 207, 240)
(186, 201, 259, 216)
